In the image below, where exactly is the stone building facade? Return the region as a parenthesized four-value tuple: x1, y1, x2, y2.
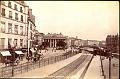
(43, 33, 68, 48)
(0, 1, 29, 50)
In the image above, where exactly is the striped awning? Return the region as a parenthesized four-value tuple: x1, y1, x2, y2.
(0, 51, 11, 56)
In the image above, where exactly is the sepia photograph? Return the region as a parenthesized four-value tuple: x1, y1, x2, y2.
(0, 1, 119, 79)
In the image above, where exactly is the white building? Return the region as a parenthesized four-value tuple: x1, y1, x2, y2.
(0, 1, 29, 50)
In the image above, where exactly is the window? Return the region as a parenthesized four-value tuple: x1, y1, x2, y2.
(0, 21, 5, 33)
(0, 38, 5, 49)
(27, 26, 28, 36)
(8, 23, 12, 33)
(20, 7, 23, 13)
(30, 24, 32, 30)
(1, 1, 5, 5)
(21, 15, 23, 22)
(20, 39, 23, 47)
(8, 38, 12, 48)
(14, 25, 18, 34)
(30, 32, 32, 39)
(15, 13, 18, 20)
(14, 39, 17, 47)
(25, 26, 27, 35)
(9, 11, 12, 19)
(14, 4, 17, 10)
(8, 1, 12, 8)
(1, 8, 5, 16)
(20, 26, 23, 35)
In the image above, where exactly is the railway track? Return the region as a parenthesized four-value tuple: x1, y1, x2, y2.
(44, 54, 92, 79)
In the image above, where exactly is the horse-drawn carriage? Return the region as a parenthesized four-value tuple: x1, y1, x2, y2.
(26, 47, 44, 63)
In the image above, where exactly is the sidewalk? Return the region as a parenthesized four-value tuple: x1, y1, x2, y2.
(84, 55, 104, 79)
(102, 57, 119, 79)
(13, 53, 82, 78)
(0, 49, 67, 68)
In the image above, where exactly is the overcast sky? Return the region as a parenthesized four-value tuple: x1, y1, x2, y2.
(25, 1, 119, 41)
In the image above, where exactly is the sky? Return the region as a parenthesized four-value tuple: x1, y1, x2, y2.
(25, 1, 119, 41)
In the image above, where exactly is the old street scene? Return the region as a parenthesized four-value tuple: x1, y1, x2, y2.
(0, 1, 119, 79)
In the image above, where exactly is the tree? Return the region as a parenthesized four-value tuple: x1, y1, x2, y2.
(42, 41, 49, 49)
(56, 41, 67, 49)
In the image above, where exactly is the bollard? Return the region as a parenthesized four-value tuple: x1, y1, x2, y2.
(48, 58, 49, 65)
(55, 56, 56, 63)
(27, 62, 28, 72)
(2, 67, 3, 77)
(21, 64, 22, 74)
(11, 63, 14, 77)
(39, 60, 40, 68)
(12, 66, 14, 77)
(43, 59, 45, 66)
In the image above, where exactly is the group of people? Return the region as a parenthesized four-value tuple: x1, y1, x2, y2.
(26, 46, 44, 63)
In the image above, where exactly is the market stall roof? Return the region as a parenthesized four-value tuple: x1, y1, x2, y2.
(15, 51, 24, 54)
(0, 51, 11, 56)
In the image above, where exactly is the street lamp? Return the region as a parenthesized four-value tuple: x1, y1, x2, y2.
(27, 39, 33, 62)
(109, 46, 113, 79)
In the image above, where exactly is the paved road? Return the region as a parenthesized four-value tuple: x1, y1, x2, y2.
(44, 54, 92, 79)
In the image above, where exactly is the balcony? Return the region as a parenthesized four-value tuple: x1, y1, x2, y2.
(20, 32, 23, 35)
(15, 18, 18, 20)
(1, 13, 6, 16)
(20, 10, 23, 13)
(0, 29, 5, 33)
(9, 16, 12, 19)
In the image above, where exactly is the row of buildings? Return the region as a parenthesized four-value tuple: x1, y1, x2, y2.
(36, 33, 103, 48)
(0, 1, 119, 53)
(0, 1, 37, 50)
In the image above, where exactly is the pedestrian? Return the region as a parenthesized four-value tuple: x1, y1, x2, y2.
(34, 57, 37, 63)
(26, 56, 30, 62)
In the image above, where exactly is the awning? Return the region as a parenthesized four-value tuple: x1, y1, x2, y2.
(15, 51, 24, 54)
(30, 49, 36, 52)
(0, 51, 11, 56)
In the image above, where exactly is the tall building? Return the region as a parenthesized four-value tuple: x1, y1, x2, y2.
(106, 34, 119, 53)
(0, 1, 29, 50)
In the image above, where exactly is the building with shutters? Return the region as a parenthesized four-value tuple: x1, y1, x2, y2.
(0, 1, 29, 50)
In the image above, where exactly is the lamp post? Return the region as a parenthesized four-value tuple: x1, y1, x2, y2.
(27, 39, 33, 62)
(109, 51, 111, 79)
(109, 46, 113, 79)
